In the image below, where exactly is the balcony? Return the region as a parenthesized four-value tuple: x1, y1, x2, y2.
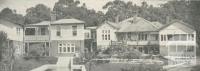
(25, 35, 50, 42)
(126, 40, 159, 45)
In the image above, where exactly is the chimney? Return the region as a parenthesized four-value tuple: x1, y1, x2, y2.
(115, 15, 119, 23)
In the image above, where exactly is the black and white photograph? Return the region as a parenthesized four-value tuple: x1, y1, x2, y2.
(0, 0, 200, 71)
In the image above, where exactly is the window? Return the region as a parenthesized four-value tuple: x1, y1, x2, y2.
(161, 35, 163, 41)
(174, 34, 179, 41)
(187, 45, 194, 52)
(167, 34, 173, 41)
(41, 28, 46, 35)
(180, 34, 187, 41)
(72, 25, 77, 36)
(130, 33, 137, 41)
(25, 28, 35, 35)
(105, 35, 107, 40)
(56, 26, 61, 36)
(102, 30, 110, 40)
(108, 34, 110, 40)
(16, 28, 20, 35)
(59, 44, 62, 53)
(58, 43, 75, 53)
(138, 33, 147, 41)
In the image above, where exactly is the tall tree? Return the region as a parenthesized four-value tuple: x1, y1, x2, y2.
(53, 0, 104, 26)
(0, 8, 24, 25)
(25, 4, 51, 24)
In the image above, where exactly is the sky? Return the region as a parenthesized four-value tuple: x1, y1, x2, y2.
(0, 0, 167, 15)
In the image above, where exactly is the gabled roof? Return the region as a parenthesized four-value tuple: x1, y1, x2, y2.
(117, 17, 161, 32)
(29, 21, 50, 26)
(151, 22, 163, 28)
(51, 18, 85, 25)
(97, 21, 119, 29)
(0, 19, 22, 28)
(158, 20, 195, 33)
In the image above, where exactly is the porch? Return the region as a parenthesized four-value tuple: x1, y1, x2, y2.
(24, 26, 50, 42)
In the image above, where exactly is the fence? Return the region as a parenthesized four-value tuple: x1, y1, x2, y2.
(92, 58, 164, 64)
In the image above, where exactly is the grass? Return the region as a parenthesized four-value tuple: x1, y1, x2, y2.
(13, 57, 57, 71)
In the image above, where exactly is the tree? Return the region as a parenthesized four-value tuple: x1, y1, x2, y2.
(0, 8, 25, 25)
(0, 31, 7, 61)
(25, 4, 51, 24)
(103, 0, 127, 22)
(53, 0, 105, 26)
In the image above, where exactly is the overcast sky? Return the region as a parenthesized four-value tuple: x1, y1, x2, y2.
(0, 0, 167, 15)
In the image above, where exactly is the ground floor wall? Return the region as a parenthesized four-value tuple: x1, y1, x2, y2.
(49, 40, 85, 57)
(159, 45, 168, 56)
(12, 40, 24, 58)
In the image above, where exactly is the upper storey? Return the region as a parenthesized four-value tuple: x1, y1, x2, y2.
(0, 20, 23, 41)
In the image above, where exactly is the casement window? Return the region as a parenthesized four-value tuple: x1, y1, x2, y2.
(56, 26, 61, 36)
(58, 43, 75, 53)
(102, 30, 110, 40)
(72, 25, 77, 36)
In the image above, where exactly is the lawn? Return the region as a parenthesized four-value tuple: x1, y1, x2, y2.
(13, 57, 57, 71)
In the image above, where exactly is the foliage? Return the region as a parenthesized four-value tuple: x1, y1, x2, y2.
(53, 0, 105, 26)
(0, 8, 24, 25)
(25, 4, 51, 24)
(0, 31, 7, 61)
(191, 65, 200, 71)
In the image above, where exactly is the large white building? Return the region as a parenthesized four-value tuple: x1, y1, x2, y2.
(24, 18, 94, 57)
(159, 20, 196, 65)
(96, 17, 196, 65)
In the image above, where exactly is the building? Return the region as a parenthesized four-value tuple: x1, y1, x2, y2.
(159, 20, 196, 65)
(96, 16, 196, 59)
(24, 21, 51, 56)
(0, 20, 24, 57)
(115, 17, 162, 54)
(24, 18, 91, 57)
(96, 21, 119, 50)
(96, 17, 162, 54)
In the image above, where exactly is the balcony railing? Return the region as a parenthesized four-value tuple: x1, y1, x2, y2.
(126, 40, 159, 45)
(25, 35, 50, 41)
